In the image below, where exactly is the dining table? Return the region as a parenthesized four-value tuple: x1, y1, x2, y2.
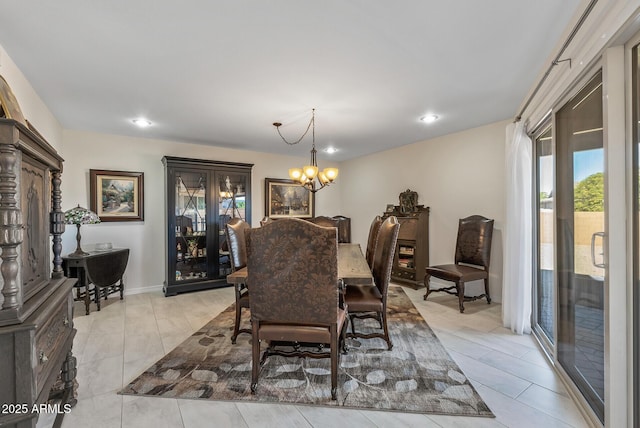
(226, 243, 373, 286)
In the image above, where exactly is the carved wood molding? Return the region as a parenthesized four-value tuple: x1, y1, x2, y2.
(0, 143, 23, 310)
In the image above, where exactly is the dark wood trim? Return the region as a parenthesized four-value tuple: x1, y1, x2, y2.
(162, 155, 254, 169)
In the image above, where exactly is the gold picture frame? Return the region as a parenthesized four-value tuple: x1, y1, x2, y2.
(90, 169, 144, 222)
(264, 178, 314, 219)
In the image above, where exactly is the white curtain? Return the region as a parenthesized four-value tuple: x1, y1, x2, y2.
(502, 121, 532, 335)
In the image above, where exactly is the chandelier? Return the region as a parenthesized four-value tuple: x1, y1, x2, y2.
(273, 109, 338, 193)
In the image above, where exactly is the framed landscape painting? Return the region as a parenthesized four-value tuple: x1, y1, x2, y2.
(90, 169, 144, 222)
(264, 178, 314, 219)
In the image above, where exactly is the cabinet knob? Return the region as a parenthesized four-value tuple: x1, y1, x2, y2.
(39, 351, 49, 364)
(63, 317, 69, 326)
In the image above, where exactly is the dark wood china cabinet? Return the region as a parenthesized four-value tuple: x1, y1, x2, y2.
(0, 118, 77, 428)
(383, 189, 430, 289)
(162, 156, 253, 296)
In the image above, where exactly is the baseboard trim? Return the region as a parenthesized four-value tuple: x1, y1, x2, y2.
(124, 284, 163, 296)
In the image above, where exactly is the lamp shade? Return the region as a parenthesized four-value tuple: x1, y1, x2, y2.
(302, 165, 318, 180)
(289, 168, 303, 181)
(323, 167, 339, 181)
(64, 205, 100, 257)
(64, 205, 101, 225)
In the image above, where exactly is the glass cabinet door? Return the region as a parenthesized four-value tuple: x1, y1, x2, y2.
(216, 171, 250, 278)
(174, 170, 208, 283)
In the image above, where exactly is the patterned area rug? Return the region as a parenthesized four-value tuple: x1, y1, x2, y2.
(120, 286, 493, 417)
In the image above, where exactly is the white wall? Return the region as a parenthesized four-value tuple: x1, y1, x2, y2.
(61, 129, 342, 294)
(0, 43, 63, 149)
(340, 120, 507, 301)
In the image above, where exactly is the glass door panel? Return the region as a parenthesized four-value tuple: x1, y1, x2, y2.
(535, 124, 555, 344)
(216, 172, 249, 278)
(556, 71, 605, 423)
(174, 171, 208, 282)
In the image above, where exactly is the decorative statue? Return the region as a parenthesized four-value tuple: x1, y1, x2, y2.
(399, 189, 418, 214)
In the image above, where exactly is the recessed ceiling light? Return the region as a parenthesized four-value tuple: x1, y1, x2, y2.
(132, 118, 152, 128)
(420, 114, 439, 124)
(324, 147, 338, 154)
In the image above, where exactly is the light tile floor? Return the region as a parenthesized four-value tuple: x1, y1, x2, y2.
(37, 285, 590, 428)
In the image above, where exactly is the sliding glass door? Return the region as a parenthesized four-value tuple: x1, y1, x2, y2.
(556, 70, 605, 423)
(633, 43, 640, 428)
(534, 123, 555, 350)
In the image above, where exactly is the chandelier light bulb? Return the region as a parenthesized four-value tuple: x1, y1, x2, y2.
(303, 165, 318, 180)
(289, 168, 303, 181)
(323, 168, 339, 181)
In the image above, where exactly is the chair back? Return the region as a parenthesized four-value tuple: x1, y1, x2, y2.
(84, 249, 130, 286)
(259, 216, 273, 227)
(225, 218, 251, 271)
(308, 216, 339, 229)
(454, 215, 494, 269)
(371, 216, 400, 296)
(247, 218, 339, 325)
(332, 215, 351, 243)
(365, 215, 383, 268)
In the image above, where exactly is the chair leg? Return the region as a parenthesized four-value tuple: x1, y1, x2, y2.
(484, 278, 492, 304)
(457, 281, 465, 313)
(231, 303, 242, 344)
(340, 320, 348, 354)
(423, 273, 431, 300)
(120, 279, 124, 300)
(95, 287, 102, 311)
(381, 310, 392, 350)
(250, 321, 259, 394)
(331, 325, 338, 400)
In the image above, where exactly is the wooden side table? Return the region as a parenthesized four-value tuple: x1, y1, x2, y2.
(63, 248, 130, 315)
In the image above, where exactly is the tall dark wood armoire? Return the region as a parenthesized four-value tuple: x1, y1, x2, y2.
(0, 118, 77, 428)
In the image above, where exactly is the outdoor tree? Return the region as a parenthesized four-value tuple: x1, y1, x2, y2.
(574, 172, 604, 212)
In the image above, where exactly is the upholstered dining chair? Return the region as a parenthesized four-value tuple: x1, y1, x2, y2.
(259, 216, 273, 227)
(365, 215, 383, 269)
(345, 216, 399, 350)
(246, 218, 346, 400)
(423, 215, 494, 313)
(332, 215, 351, 243)
(225, 218, 252, 343)
(84, 248, 129, 311)
(308, 215, 339, 229)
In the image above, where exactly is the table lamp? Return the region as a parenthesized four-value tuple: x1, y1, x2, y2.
(64, 204, 101, 256)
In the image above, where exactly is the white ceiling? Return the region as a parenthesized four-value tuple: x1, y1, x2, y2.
(0, 1, 581, 161)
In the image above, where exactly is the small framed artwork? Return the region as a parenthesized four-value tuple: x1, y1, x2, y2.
(90, 169, 144, 222)
(265, 178, 314, 219)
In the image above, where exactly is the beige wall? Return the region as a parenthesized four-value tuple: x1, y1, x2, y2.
(61, 120, 507, 297)
(2, 39, 508, 300)
(0, 43, 63, 149)
(340, 120, 507, 301)
(60, 129, 342, 293)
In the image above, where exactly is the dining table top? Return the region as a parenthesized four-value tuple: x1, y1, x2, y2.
(226, 243, 373, 285)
